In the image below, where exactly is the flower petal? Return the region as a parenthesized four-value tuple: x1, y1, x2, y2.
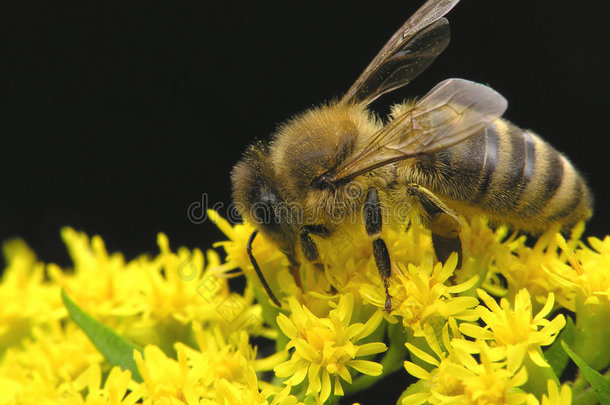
(336, 293, 354, 326)
(356, 310, 384, 340)
(348, 359, 383, 376)
(287, 363, 309, 386)
(534, 293, 555, 323)
(356, 342, 387, 357)
(337, 364, 352, 384)
(403, 361, 430, 380)
(528, 348, 550, 368)
(506, 344, 526, 374)
(459, 323, 493, 340)
(308, 363, 321, 394)
(401, 392, 431, 405)
(293, 339, 319, 363)
(405, 342, 439, 367)
(319, 371, 331, 403)
(276, 313, 298, 340)
(334, 376, 344, 396)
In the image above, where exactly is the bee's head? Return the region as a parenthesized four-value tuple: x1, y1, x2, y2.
(231, 142, 298, 254)
(265, 104, 376, 221)
(269, 105, 360, 194)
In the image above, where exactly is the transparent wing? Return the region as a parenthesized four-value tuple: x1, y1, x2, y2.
(341, 0, 460, 106)
(333, 79, 509, 182)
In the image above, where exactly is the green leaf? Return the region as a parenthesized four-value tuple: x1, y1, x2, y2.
(544, 316, 575, 377)
(561, 340, 610, 404)
(61, 289, 143, 382)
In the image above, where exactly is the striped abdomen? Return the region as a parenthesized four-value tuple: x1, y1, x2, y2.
(404, 119, 592, 233)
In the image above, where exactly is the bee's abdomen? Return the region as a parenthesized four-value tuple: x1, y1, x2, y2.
(410, 119, 592, 232)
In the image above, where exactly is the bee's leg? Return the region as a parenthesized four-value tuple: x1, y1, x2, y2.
(300, 224, 331, 261)
(299, 225, 332, 285)
(407, 184, 464, 268)
(364, 187, 393, 312)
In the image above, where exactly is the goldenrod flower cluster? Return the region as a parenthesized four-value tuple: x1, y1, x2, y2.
(1, 211, 609, 404)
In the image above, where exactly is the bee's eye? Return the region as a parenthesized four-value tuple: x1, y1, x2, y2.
(251, 184, 280, 226)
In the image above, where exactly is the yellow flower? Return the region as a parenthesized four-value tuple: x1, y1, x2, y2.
(316, 220, 444, 311)
(551, 234, 610, 371)
(538, 379, 571, 405)
(135, 343, 204, 403)
(47, 227, 268, 350)
(135, 323, 292, 404)
(460, 289, 565, 372)
(404, 331, 530, 405)
(141, 235, 267, 344)
(2, 208, 609, 404)
(0, 239, 62, 353)
(455, 340, 530, 405)
(274, 293, 387, 403)
(0, 321, 104, 404)
(457, 216, 514, 295)
(391, 252, 479, 337)
(208, 210, 293, 308)
(66, 364, 143, 404)
(143, 234, 223, 324)
(209, 365, 303, 405)
(402, 320, 467, 404)
(494, 225, 584, 310)
(50, 228, 234, 326)
(48, 227, 147, 320)
(576, 235, 610, 293)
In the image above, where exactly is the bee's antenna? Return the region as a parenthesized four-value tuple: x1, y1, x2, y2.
(247, 229, 282, 307)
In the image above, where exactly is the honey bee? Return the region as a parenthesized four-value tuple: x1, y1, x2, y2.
(231, 0, 592, 311)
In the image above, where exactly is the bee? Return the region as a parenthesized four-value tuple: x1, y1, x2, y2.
(231, 0, 592, 311)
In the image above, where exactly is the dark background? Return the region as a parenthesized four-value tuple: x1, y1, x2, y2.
(1, 0, 608, 402)
(4, 0, 608, 266)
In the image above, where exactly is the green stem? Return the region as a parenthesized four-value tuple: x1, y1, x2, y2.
(572, 370, 590, 396)
(573, 385, 602, 405)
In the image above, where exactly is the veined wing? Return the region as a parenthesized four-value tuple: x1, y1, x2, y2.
(333, 79, 508, 182)
(340, 0, 460, 106)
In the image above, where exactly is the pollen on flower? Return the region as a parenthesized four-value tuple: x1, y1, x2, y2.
(404, 336, 531, 405)
(460, 289, 565, 372)
(390, 252, 479, 336)
(1, 209, 608, 404)
(273, 293, 387, 403)
(207, 209, 292, 308)
(0, 320, 105, 403)
(135, 324, 293, 404)
(0, 239, 62, 352)
(70, 364, 143, 404)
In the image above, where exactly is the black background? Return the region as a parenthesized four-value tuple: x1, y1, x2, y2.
(1, 0, 609, 402)
(4, 0, 608, 267)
